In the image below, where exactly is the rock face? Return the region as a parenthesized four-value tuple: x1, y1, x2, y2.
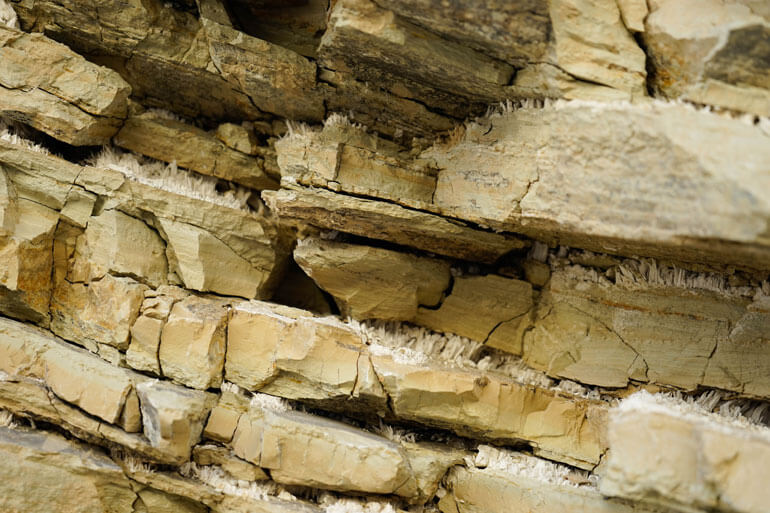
(1, 0, 769, 512)
(644, 0, 770, 116)
(0, 26, 130, 145)
(294, 238, 451, 321)
(600, 392, 770, 513)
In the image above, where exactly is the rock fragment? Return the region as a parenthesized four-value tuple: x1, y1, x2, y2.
(0, 26, 130, 145)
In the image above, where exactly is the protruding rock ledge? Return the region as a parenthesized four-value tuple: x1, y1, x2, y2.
(600, 391, 770, 513)
(263, 186, 527, 264)
(277, 102, 770, 271)
(0, 26, 130, 145)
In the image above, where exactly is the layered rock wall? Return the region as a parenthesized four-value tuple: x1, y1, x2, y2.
(0, 0, 768, 512)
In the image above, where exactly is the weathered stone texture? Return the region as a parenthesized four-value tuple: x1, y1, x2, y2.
(294, 238, 451, 321)
(0, 427, 137, 513)
(114, 112, 278, 190)
(0, 26, 130, 145)
(644, 0, 770, 115)
(600, 392, 770, 513)
(158, 295, 229, 390)
(263, 186, 527, 264)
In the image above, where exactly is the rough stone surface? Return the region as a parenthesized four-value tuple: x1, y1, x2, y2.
(443, 465, 659, 513)
(263, 186, 527, 264)
(426, 101, 770, 271)
(644, 0, 770, 115)
(370, 355, 607, 469)
(50, 274, 148, 351)
(231, 406, 414, 495)
(70, 209, 167, 288)
(521, 265, 770, 394)
(115, 112, 277, 190)
(415, 274, 533, 343)
(126, 288, 185, 375)
(159, 218, 268, 299)
(0, 427, 136, 513)
(600, 392, 770, 513)
(0, 26, 130, 145)
(158, 295, 228, 389)
(136, 380, 215, 462)
(0, 196, 58, 325)
(294, 238, 451, 321)
(226, 301, 386, 408)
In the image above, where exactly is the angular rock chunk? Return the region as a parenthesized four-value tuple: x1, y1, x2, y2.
(319, 0, 514, 114)
(202, 18, 325, 121)
(319, 68, 454, 140)
(0, 427, 136, 513)
(0, 26, 130, 145)
(263, 187, 527, 264)
(70, 210, 167, 288)
(50, 274, 148, 351)
(126, 287, 187, 375)
(415, 275, 533, 343)
(114, 111, 277, 190)
(0, 317, 141, 427)
(193, 444, 269, 481)
(159, 218, 267, 299)
(0, 141, 289, 295)
(549, 0, 646, 96)
(644, 0, 770, 115)
(158, 295, 229, 389)
(136, 380, 215, 462)
(226, 300, 387, 409)
(231, 405, 414, 495)
(294, 238, 451, 321)
(425, 101, 770, 271)
(600, 391, 770, 513)
(377, 0, 549, 68)
(370, 355, 607, 469)
(0, 196, 58, 325)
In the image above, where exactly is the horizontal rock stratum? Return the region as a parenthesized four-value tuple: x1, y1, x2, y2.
(0, 0, 768, 511)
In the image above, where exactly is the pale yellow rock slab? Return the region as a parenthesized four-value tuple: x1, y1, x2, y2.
(0, 26, 130, 145)
(231, 406, 413, 495)
(415, 274, 533, 343)
(426, 101, 770, 271)
(70, 209, 167, 288)
(158, 295, 229, 389)
(600, 392, 770, 513)
(135, 380, 215, 462)
(159, 218, 266, 299)
(0, 426, 136, 513)
(550, 0, 646, 96)
(370, 355, 607, 469)
(0, 198, 58, 325)
(114, 112, 276, 190)
(294, 238, 451, 321)
(50, 274, 148, 351)
(193, 444, 269, 481)
(263, 186, 526, 264)
(644, 0, 770, 115)
(443, 466, 661, 513)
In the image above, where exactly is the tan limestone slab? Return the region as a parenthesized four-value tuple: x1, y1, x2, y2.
(0, 26, 130, 145)
(415, 274, 533, 342)
(114, 112, 277, 190)
(50, 274, 148, 351)
(600, 392, 770, 513)
(158, 295, 229, 390)
(294, 238, 451, 321)
(135, 380, 216, 462)
(0, 426, 136, 513)
(263, 186, 527, 264)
